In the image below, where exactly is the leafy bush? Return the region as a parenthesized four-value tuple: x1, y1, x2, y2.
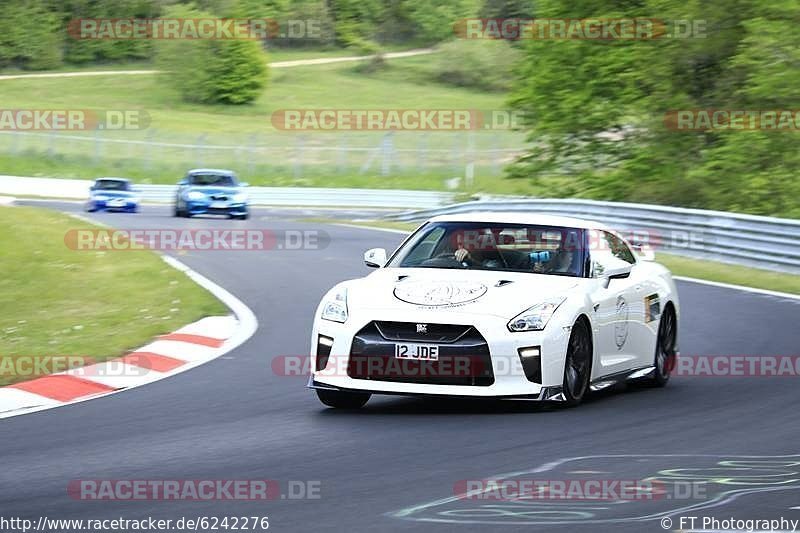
(433, 39, 521, 91)
(154, 5, 268, 105)
(61, 0, 160, 64)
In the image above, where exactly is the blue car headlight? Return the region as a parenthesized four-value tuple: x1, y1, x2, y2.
(232, 192, 248, 203)
(186, 191, 205, 201)
(93, 194, 109, 201)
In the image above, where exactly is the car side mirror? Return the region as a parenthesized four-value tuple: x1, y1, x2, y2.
(178, 180, 188, 186)
(601, 263, 633, 288)
(364, 248, 387, 268)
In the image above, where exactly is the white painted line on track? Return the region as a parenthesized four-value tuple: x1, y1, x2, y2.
(0, 253, 258, 419)
(673, 276, 800, 302)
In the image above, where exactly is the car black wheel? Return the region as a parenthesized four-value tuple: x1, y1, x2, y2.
(650, 306, 677, 387)
(316, 389, 371, 409)
(562, 319, 592, 406)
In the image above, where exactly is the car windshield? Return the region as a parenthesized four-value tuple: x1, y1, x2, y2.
(189, 174, 235, 186)
(94, 180, 129, 191)
(387, 222, 587, 277)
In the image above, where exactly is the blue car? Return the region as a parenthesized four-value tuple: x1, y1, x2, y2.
(86, 178, 140, 213)
(174, 169, 249, 220)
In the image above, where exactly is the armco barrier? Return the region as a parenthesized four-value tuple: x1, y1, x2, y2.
(385, 199, 800, 274)
(2, 175, 797, 274)
(0, 175, 452, 209)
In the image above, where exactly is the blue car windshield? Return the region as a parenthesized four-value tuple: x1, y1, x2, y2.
(94, 180, 129, 191)
(190, 174, 235, 186)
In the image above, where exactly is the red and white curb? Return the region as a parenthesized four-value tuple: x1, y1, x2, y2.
(0, 255, 258, 419)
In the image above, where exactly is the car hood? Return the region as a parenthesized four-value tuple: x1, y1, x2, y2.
(92, 190, 134, 198)
(186, 186, 239, 195)
(347, 267, 582, 319)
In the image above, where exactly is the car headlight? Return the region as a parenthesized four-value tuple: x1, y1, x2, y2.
(186, 191, 205, 201)
(128, 196, 140, 204)
(232, 192, 247, 203)
(93, 194, 109, 201)
(507, 296, 566, 332)
(321, 287, 348, 323)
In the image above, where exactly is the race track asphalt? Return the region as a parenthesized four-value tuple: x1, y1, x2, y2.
(2, 201, 799, 533)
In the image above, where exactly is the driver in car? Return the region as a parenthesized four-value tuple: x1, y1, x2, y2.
(454, 229, 505, 268)
(534, 247, 574, 274)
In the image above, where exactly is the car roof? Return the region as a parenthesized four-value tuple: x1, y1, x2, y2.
(187, 168, 236, 175)
(96, 177, 129, 182)
(428, 212, 610, 231)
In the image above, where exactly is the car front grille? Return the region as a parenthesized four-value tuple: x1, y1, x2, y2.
(348, 322, 494, 386)
(373, 321, 473, 342)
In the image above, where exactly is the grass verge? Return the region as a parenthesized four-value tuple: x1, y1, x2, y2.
(0, 204, 227, 386)
(0, 54, 524, 192)
(305, 219, 800, 296)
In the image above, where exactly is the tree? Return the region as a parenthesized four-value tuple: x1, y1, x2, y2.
(0, 0, 63, 70)
(508, 0, 800, 217)
(155, 5, 269, 105)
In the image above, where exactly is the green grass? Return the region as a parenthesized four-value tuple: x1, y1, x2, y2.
(0, 205, 227, 386)
(0, 53, 527, 192)
(655, 253, 800, 295)
(305, 219, 800, 295)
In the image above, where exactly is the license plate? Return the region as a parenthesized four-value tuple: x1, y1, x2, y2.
(209, 201, 228, 208)
(394, 343, 439, 361)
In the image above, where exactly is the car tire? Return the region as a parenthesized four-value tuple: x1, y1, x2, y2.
(649, 305, 677, 387)
(562, 318, 592, 406)
(316, 389, 371, 409)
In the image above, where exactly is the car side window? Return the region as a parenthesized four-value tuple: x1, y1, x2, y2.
(589, 230, 634, 277)
(404, 226, 446, 264)
(603, 231, 636, 264)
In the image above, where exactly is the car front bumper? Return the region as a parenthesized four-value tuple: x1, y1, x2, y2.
(308, 309, 572, 398)
(90, 199, 138, 211)
(185, 201, 248, 216)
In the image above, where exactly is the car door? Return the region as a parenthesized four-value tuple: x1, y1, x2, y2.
(588, 230, 641, 377)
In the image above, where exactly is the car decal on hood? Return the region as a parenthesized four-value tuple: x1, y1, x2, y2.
(393, 280, 488, 307)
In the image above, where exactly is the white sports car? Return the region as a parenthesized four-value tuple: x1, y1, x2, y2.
(308, 213, 679, 408)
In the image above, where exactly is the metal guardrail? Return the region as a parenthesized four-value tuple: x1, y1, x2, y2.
(2, 175, 797, 273)
(135, 184, 452, 208)
(0, 176, 453, 209)
(385, 199, 800, 274)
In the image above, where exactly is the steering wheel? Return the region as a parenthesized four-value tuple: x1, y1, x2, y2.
(420, 252, 470, 268)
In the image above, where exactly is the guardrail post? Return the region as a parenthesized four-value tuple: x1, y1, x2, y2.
(144, 129, 155, 170)
(293, 135, 305, 179)
(195, 134, 207, 167)
(381, 131, 394, 177)
(337, 137, 348, 174)
(247, 134, 256, 175)
(417, 133, 428, 174)
(8, 131, 21, 155)
(93, 129, 102, 164)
